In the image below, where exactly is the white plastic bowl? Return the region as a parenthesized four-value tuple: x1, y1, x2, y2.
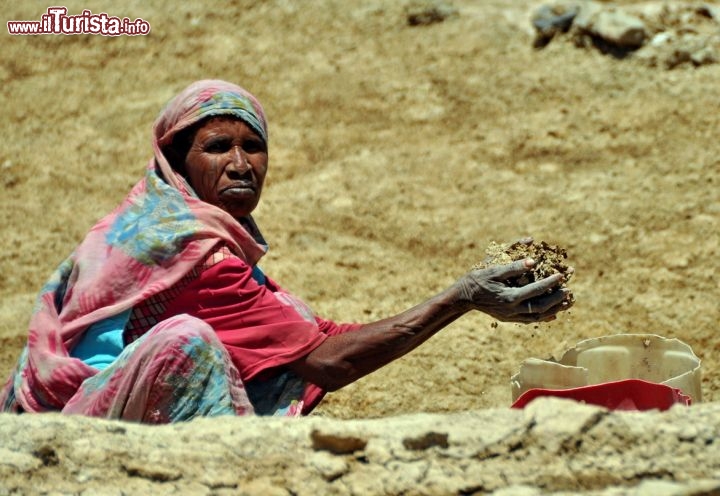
(511, 333, 702, 403)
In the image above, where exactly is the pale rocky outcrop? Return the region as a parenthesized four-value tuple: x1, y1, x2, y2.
(531, 1, 720, 68)
(2, 397, 720, 495)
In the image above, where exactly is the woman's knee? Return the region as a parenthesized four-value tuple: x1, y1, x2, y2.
(138, 314, 222, 355)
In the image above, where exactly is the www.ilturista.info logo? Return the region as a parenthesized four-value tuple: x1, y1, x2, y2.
(7, 7, 151, 36)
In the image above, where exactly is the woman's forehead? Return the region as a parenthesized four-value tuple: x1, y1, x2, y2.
(193, 116, 261, 138)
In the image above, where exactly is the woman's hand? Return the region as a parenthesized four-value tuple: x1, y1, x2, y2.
(454, 258, 573, 323)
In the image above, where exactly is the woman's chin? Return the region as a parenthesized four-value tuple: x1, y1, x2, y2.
(222, 201, 258, 220)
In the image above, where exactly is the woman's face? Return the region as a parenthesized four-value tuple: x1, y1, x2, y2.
(183, 116, 268, 219)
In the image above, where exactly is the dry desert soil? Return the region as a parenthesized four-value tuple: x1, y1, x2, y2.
(0, 0, 719, 493)
(1, 0, 718, 418)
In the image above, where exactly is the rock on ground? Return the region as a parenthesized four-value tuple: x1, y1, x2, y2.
(533, 1, 720, 67)
(1, 398, 720, 495)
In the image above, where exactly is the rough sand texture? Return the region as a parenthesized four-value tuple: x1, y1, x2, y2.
(1, 398, 720, 495)
(1, 0, 719, 492)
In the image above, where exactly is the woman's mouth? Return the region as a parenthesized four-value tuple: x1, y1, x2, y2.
(219, 183, 256, 199)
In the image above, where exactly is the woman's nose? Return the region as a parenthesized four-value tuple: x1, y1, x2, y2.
(228, 147, 250, 172)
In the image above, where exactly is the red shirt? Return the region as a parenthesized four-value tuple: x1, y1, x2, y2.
(158, 256, 360, 412)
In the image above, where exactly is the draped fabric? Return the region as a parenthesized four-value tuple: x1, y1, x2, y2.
(0, 80, 324, 417)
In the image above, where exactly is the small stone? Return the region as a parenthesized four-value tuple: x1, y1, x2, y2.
(402, 431, 449, 450)
(592, 10, 647, 49)
(405, 0, 458, 26)
(697, 4, 720, 21)
(649, 31, 674, 46)
(666, 48, 693, 69)
(572, 1, 603, 32)
(310, 429, 368, 454)
(531, 4, 579, 47)
(691, 46, 718, 66)
(678, 425, 698, 441)
(121, 462, 182, 482)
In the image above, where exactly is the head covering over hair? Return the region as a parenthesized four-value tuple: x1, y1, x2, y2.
(0, 80, 270, 413)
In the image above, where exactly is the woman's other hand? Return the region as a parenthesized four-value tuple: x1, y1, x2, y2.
(454, 258, 573, 323)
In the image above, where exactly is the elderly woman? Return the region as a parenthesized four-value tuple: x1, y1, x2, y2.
(0, 80, 572, 422)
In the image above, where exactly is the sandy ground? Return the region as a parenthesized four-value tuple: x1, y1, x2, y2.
(0, 0, 718, 420)
(3, 399, 720, 494)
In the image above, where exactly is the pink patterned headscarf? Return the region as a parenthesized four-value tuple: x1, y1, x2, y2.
(0, 80, 270, 413)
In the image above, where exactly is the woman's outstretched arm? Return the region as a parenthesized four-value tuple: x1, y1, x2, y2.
(289, 258, 573, 391)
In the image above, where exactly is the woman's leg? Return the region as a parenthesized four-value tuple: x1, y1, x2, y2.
(62, 314, 254, 423)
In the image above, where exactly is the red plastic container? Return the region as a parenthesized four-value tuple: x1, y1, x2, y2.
(511, 378, 692, 411)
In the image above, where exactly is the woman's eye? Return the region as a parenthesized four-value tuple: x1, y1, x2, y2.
(205, 139, 231, 153)
(243, 139, 266, 154)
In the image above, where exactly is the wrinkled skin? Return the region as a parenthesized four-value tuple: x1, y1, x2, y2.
(182, 117, 268, 220)
(456, 237, 574, 322)
(455, 257, 573, 323)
